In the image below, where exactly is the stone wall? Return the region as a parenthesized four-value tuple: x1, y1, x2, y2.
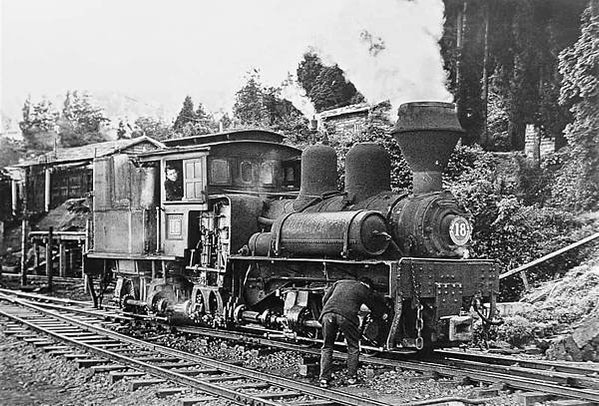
(524, 124, 555, 160)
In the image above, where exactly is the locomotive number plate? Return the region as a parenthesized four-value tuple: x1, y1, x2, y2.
(449, 216, 471, 246)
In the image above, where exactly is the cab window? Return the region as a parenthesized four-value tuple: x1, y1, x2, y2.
(240, 161, 253, 183)
(210, 159, 231, 185)
(164, 160, 183, 201)
(260, 161, 274, 185)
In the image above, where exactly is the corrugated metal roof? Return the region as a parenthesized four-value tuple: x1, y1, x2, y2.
(18, 136, 165, 167)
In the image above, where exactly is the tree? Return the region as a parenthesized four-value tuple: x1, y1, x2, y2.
(220, 113, 232, 131)
(116, 120, 128, 139)
(232, 70, 313, 143)
(133, 116, 176, 141)
(192, 103, 219, 134)
(552, 3, 599, 211)
(58, 91, 110, 147)
(0, 136, 25, 167)
(297, 52, 323, 96)
(296, 52, 364, 113)
(173, 96, 196, 132)
(440, 0, 586, 149)
(233, 70, 270, 126)
(19, 96, 59, 151)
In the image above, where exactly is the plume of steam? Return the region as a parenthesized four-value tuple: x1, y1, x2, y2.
(309, 0, 452, 115)
(4, 0, 452, 120)
(280, 74, 316, 119)
(359, 30, 386, 57)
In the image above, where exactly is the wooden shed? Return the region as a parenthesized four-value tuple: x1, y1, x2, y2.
(17, 136, 164, 214)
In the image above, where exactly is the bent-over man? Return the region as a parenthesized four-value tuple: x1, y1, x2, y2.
(318, 277, 386, 387)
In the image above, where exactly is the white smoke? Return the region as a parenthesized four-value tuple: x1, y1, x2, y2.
(3, 0, 452, 120)
(280, 74, 316, 119)
(307, 0, 452, 115)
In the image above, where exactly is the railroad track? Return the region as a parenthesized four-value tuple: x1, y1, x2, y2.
(0, 293, 392, 406)
(2, 289, 599, 405)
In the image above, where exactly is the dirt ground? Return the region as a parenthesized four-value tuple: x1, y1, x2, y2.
(0, 321, 522, 406)
(0, 324, 243, 406)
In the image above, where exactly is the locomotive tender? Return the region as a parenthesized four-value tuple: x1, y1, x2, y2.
(85, 102, 499, 352)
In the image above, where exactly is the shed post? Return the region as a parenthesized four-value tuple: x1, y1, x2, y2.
(33, 240, 39, 270)
(20, 171, 29, 287)
(59, 239, 66, 277)
(20, 216, 28, 286)
(68, 245, 74, 274)
(46, 226, 54, 290)
(44, 168, 51, 212)
(11, 180, 18, 216)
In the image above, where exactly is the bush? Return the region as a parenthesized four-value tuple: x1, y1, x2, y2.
(448, 150, 587, 300)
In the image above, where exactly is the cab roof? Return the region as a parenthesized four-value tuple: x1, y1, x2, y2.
(162, 129, 284, 147)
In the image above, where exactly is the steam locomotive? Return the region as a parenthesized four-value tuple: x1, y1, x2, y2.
(85, 102, 499, 352)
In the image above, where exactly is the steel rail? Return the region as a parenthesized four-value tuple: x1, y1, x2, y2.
(3, 290, 599, 402)
(435, 357, 599, 390)
(437, 349, 599, 376)
(173, 327, 599, 402)
(0, 303, 272, 406)
(0, 294, 391, 406)
(0, 288, 117, 309)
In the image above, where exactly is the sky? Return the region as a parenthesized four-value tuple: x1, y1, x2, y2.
(1, 0, 451, 123)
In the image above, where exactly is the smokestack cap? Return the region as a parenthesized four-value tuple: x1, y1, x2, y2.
(392, 101, 465, 134)
(392, 102, 465, 194)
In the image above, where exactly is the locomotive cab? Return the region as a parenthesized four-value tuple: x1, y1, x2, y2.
(85, 130, 304, 323)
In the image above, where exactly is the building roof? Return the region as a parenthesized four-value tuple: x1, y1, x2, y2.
(163, 129, 284, 147)
(18, 136, 165, 167)
(316, 103, 371, 120)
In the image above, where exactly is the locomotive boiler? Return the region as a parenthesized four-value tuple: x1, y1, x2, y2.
(84, 102, 499, 352)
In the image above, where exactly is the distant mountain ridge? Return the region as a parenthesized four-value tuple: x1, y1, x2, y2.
(1, 90, 175, 135)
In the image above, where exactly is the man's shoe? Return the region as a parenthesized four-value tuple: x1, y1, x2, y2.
(319, 379, 329, 388)
(347, 377, 358, 385)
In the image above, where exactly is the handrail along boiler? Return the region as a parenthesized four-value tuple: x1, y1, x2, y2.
(84, 102, 499, 352)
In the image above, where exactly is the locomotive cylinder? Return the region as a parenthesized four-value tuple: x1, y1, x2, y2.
(270, 210, 389, 258)
(392, 102, 464, 194)
(293, 144, 338, 210)
(345, 143, 391, 204)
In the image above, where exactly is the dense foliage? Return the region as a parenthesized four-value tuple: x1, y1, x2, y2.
(0, 137, 25, 167)
(441, 0, 586, 149)
(232, 70, 313, 144)
(59, 91, 110, 147)
(19, 97, 59, 151)
(132, 116, 176, 141)
(551, 4, 599, 212)
(296, 52, 364, 113)
(172, 96, 219, 137)
(448, 149, 590, 299)
(19, 91, 111, 149)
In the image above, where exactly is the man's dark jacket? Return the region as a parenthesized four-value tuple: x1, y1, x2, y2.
(320, 280, 386, 327)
